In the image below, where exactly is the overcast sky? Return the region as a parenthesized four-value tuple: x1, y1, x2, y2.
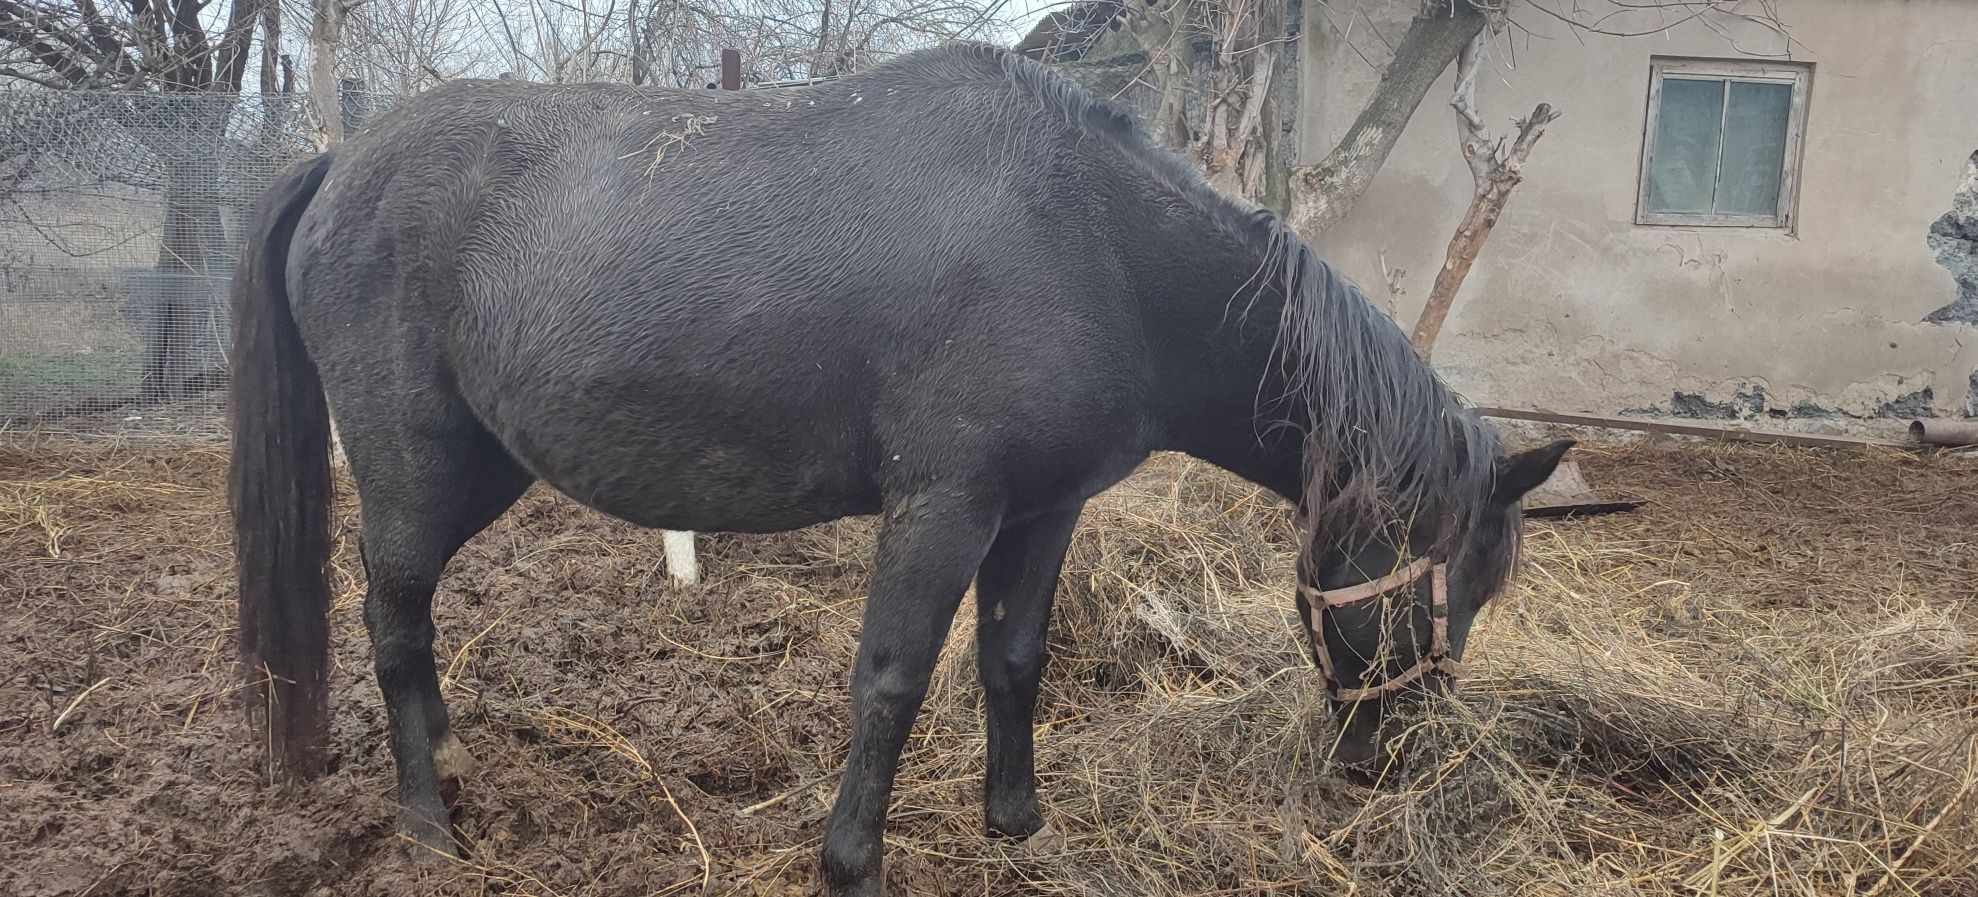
(1000, 0, 1069, 34)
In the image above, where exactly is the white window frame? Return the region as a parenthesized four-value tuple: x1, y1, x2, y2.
(1636, 58, 1812, 230)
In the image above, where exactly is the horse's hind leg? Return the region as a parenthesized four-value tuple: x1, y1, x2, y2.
(342, 410, 532, 856)
(974, 506, 1082, 839)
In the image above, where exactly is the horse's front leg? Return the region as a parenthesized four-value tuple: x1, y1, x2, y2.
(974, 506, 1082, 839)
(819, 490, 1002, 897)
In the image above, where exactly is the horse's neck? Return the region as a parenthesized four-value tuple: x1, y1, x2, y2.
(1130, 216, 1303, 501)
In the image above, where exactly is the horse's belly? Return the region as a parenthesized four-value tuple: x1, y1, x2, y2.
(566, 474, 876, 534)
(477, 388, 880, 534)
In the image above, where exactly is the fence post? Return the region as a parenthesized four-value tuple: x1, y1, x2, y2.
(720, 49, 741, 91)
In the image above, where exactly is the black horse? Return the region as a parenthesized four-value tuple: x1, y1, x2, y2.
(230, 42, 1569, 896)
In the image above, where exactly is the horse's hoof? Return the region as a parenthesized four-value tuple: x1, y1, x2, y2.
(404, 836, 461, 867)
(399, 809, 465, 865)
(818, 874, 882, 897)
(987, 812, 1047, 840)
(817, 850, 882, 897)
(985, 797, 1047, 839)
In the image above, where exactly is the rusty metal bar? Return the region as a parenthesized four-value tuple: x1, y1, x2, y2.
(720, 49, 741, 90)
(1909, 419, 1978, 447)
(1473, 407, 1913, 451)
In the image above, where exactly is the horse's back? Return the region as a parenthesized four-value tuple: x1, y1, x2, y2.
(291, 46, 1155, 531)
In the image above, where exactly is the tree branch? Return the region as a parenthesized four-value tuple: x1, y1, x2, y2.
(1409, 98, 1559, 356)
(0, 62, 71, 86)
(1449, 27, 1492, 185)
(74, 0, 133, 71)
(0, 0, 101, 83)
(1285, 0, 1485, 237)
(214, 0, 262, 91)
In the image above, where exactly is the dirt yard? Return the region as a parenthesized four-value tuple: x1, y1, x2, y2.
(3, 437, 1974, 897)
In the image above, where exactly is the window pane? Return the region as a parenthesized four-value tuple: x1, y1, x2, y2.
(1716, 80, 1792, 217)
(1645, 78, 1725, 215)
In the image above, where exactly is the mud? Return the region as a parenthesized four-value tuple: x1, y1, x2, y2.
(3, 439, 1974, 896)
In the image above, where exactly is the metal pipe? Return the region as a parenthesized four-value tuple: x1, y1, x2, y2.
(1475, 407, 1911, 450)
(1909, 419, 1978, 447)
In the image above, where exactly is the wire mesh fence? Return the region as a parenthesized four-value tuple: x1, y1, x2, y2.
(0, 89, 392, 441)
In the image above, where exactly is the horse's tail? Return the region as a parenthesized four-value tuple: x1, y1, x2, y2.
(230, 150, 336, 780)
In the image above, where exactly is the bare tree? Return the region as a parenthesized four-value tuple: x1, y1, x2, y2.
(333, 0, 1012, 92)
(343, 0, 481, 93)
(0, 0, 295, 396)
(1408, 28, 1557, 357)
(1033, 0, 1486, 233)
(1039, 0, 1788, 231)
(0, 0, 278, 90)
(1037, 0, 1789, 354)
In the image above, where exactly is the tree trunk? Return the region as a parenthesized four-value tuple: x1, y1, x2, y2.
(147, 186, 227, 399)
(629, 0, 648, 85)
(1403, 27, 1559, 356)
(1196, 0, 1285, 203)
(258, 0, 281, 95)
(1047, 0, 1487, 237)
(309, 0, 345, 147)
(814, 0, 833, 77)
(1285, 1, 1484, 237)
(1408, 101, 1555, 356)
(1408, 186, 1504, 356)
(140, 98, 232, 401)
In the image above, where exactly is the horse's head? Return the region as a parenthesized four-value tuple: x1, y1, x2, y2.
(1296, 437, 1573, 774)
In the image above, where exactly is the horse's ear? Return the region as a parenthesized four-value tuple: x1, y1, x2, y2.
(1491, 438, 1575, 506)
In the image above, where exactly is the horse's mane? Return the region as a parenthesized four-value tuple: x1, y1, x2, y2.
(877, 43, 1502, 541)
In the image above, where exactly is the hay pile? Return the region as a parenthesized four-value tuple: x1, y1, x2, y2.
(912, 445, 1978, 897)
(1, 438, 1973, 896)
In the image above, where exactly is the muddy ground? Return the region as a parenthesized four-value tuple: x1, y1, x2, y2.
(3, 438, 1975, 896)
